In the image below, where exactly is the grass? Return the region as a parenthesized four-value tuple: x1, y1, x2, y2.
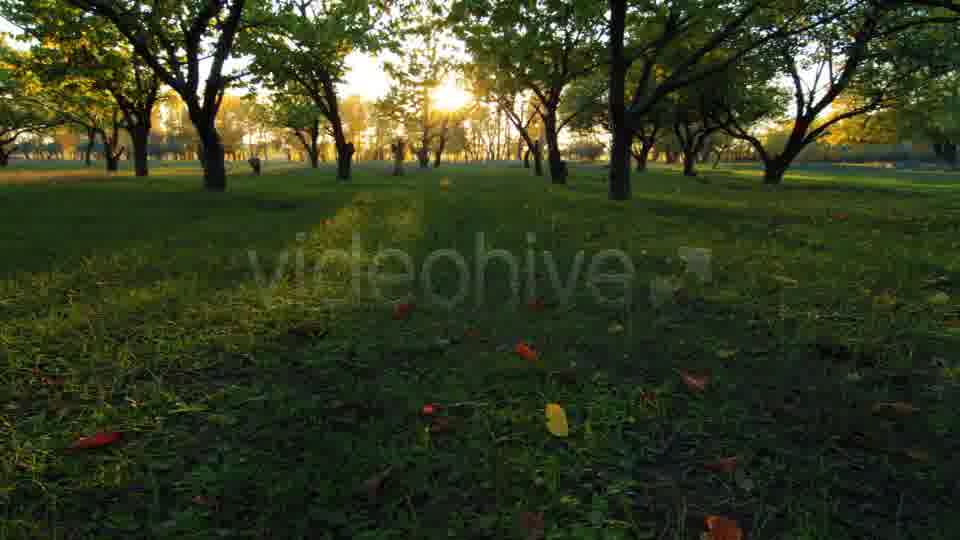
(2, 158, 960, 539)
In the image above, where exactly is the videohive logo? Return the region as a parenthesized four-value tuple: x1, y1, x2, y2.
(248, 232, 713, 310)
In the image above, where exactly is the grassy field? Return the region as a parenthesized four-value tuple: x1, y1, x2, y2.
(2, 158, 960, 539)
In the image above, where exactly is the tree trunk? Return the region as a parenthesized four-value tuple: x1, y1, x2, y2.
(682, 153, 697, 177)
(543, 108, 566, 184)
(633, 141, 654, 172)
(106, 153, 120, 172)
(763, 159, 789, 185)
(416, 147, 430, 168)
(196, 124, 227, 192)
(933, 142, 959, 169)
(523, 148, 530, 168)
(0, 149, 8, 167)
(335, 140, 354, 181)
(129, 124, 150, 177)
(531, 140, 544, 176)
(84, 128, 96, 167)
(391, 140, 406, 176)
(607, 0, 630, 200)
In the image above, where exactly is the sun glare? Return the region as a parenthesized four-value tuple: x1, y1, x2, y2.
(431, 79, 472, 111)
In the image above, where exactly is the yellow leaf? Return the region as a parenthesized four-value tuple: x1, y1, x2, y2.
(928, 292, 950, 305)
(772, 275, 799, 286)
(545, 403, 569, 438)
(716, 349, 738, 360)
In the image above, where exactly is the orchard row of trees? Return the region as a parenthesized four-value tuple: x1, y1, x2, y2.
(1, 0, 958, 200)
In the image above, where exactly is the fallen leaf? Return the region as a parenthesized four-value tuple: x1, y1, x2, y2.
(704, 515, 743, 540)
(519, 511, 545, 540)
(679, 370, 709, 392)
(545, 403, 570, 437)
(463, 327, 481, 339)
(831, 212, 850, 221)
(69, 431, 122, 450)
(528, 298, 546, 312)
(515, 342, 539, 362)
(716, 349, 737, 360)
(192, 495, 218, 508)
(288, 322, 329, 339)
(703, 457, 739, 474)
(363, 467, 394, 500)
(429, 417, 456, 434)
(772, 275, 799, 286)
(421, 403, 439, 416)
(903, 448, 930, 462)
(944, 319, 960, 329)
(393, 302, 415, 320)
(928, 292, 950, 305)
(608, 322, 625, 335)
(872, 401, 920, 416)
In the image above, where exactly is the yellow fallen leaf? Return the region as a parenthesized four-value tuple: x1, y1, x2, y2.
(772, 275, 799, 286)
(716, 349, 738, 360)
(928, 292, 950, 305)
(545, 403, 569, 438)
(608, 322, 625, 335)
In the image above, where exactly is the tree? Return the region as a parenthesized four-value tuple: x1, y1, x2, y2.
(453, 0, 606, 184)
(605, 0, 838, 199)
(259, 92, 327, 167)
(64, 0, 267, 190)
(245, 0, 391, 181)
(379, 19, 457, 170)
(711, 2, 959, 183)
(2, 0, 164, 176)
(0, 44, 56, 166)
(466, 65, 544, 175)
(898, 72, 960, 168)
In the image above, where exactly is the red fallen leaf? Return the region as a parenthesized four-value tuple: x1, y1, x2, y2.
(528, 298, 546, 312)
(41, 377, 66, 386)
(678, 370, 709, 392)
(70, 431, 122, 450)
(705, 515, 743, 540)
(192, 495, 218, 508)
(363, 467, 394, 500)
(872, 401, 920, 416)
(429, 417, 456, 434)
(703, 457, 739, 473)
(519, 511, 545, 540)
(515, 342, 539, 361)
(421, 403, 439, 416)
(392, 302, 415, 320)
(639, 391, 657, 405)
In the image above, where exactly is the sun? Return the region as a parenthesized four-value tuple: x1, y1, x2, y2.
(431, 78, 472, 111)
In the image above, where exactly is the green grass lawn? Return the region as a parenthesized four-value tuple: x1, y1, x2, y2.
(2, 159, 960, 539)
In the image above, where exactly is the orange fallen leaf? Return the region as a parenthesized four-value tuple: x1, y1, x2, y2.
(703, 457, 739, 474)
(831, 213, 850, 221)
(679, 370, 709, 392)
(393, 302, 415, 320)
(944, 319, 960, 328)
(872, 401, 920, 416)
(463, 328, 481, 339)
(705, 515, 743, 540)
(515, 342, 539, 361)
(69, 431, 122, 450)
(528, 298, 546, 312)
